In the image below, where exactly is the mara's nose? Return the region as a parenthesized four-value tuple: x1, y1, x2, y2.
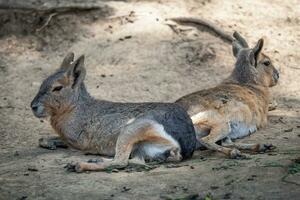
(31, 105, 38, 112)
(31, 100, 39, 112)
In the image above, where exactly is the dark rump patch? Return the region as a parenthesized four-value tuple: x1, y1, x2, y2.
(154, 105, 197, 159)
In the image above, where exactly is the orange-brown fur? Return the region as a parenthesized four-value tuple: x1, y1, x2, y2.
(176, 32, 279, 158)
(178, 83, 269, 129)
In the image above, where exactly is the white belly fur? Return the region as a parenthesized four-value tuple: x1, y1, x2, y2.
(228, 121, 257, 139)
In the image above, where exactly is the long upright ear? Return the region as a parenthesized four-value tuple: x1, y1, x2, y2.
(67, 55, 86, 89)
(233, 31, 249, 48)
(232, 31, 249, 57)
(250, 38, 264, 66)
(60, 52, 75, 70)
(232, 41, 242, 57)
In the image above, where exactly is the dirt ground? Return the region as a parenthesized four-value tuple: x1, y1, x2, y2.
(0, 0, 300, 199)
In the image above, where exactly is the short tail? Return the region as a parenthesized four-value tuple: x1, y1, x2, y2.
(169, 17, 233, 44)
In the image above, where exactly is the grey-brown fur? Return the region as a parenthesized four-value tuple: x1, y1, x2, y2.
(31, 53, 197, 172)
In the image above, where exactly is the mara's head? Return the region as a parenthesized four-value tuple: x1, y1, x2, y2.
(31, 53, 86, 118)
(230, 31, 279, 87)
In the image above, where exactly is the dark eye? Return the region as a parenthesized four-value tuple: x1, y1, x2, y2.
(52, 86, 63, 92)
(263, 60, 271, 66)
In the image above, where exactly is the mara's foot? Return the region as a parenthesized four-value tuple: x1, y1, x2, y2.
(257, 143, 276, 153)
(166, 148, 183, 162)
(230, 149, 249, 160)
(38, 137, 67, 150)
(66, 161, 128, 173)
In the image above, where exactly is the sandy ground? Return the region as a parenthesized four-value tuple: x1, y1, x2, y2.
(0, 0, 300, 199)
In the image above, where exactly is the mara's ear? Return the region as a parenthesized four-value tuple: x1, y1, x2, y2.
(233, 31, 249, 48)
(232, 31, 249, 57)
(67, 55, 86, 89)
(250, 38, 264, 66)
(232, 41, 242, 57)
(60, 52, 75, 70)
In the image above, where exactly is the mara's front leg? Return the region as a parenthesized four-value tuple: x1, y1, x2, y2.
(39, 136, 68, 150)
(73, 119, 182, 172)
(221, 137, 275, 153)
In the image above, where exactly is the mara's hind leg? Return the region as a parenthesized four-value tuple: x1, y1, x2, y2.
(85, 155, 147, 167)
(193, 123, 209, 150)
(221, 138, 275, 153)
(128, 155, 147, 166)
(39, 136, 68, 150)
(194, 123, 210, 140)
(74, 119, 181, 172)
(200, 124, 247, 159)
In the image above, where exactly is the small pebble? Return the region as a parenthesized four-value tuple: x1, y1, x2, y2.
(112, 169, 119, 173)
(166, 164, 181, 168)
(28, 167, 38, 172)
(284, 128, 293, 132)
(223, 192, 232, 199)
(124, 35, 132, 39)
(18, 196, 27, 200)
(121, 186, 131, 192)
(210, 185, 219, 190)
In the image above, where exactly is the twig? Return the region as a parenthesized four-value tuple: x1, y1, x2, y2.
(107, 11, 135, 20)
(0, 4, 103, 13)
(166, 24, 179, 34)
(281, 174, 300, 186)
(36, 12, 57, 32)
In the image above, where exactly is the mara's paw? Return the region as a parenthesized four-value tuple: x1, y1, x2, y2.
(230, 149, 249, 160)
(258, 143, 276, 153)
(74, 163, 84, 173)
(38, 137, 56, 150)
(64, 163, 83, 173)
(166, 148, 183, 162)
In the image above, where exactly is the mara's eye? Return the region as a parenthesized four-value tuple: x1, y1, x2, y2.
(263, 60, 271, 66)
(52, 86, 63, 92)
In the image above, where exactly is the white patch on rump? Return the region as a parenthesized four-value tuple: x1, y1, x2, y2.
(141, 143, 170, 158)
(140, 123, 180, 158)
(228, 121, 257, 139)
